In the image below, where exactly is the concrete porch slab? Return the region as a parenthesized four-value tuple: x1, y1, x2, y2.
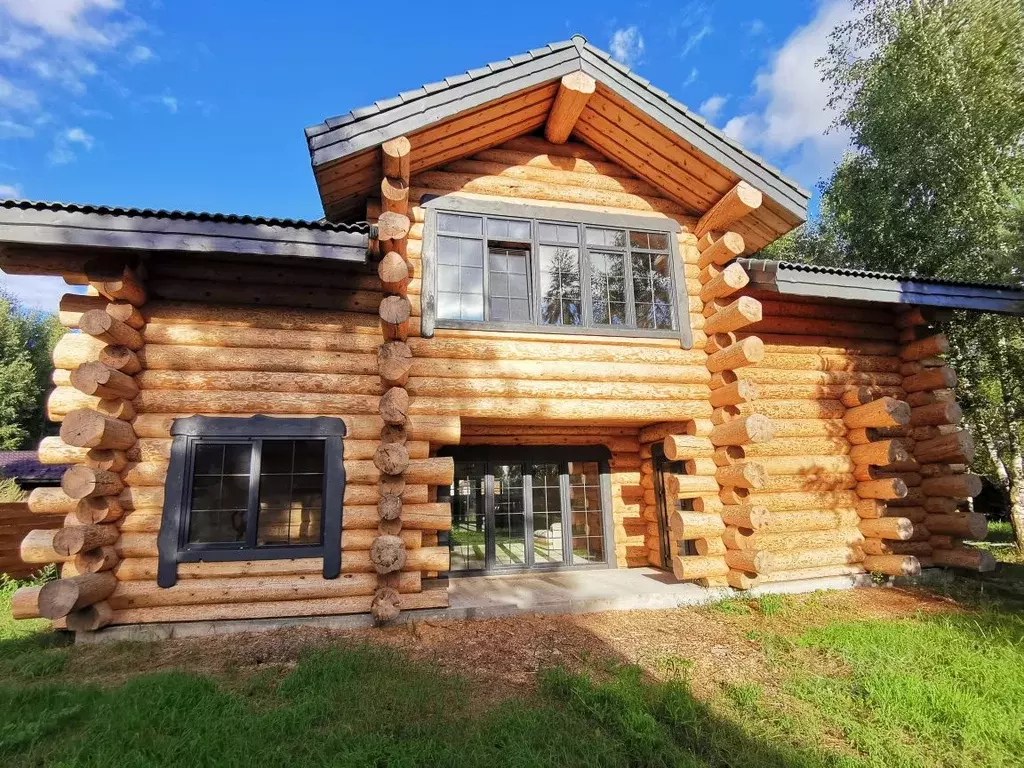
(79, 567, 880, 643)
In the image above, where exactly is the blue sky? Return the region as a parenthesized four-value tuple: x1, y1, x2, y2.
(0, 0, 854, 310)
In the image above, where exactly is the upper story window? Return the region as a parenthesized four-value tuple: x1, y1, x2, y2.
(424, 200, 689, 346)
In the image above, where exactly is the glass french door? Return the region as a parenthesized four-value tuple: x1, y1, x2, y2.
(441, 453, 610, 573)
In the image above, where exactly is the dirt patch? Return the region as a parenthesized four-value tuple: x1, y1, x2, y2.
(60, 585, 961, 700)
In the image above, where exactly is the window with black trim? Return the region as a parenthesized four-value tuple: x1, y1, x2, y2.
(157, 416, 346, 588)
(431, 209, 678, 334)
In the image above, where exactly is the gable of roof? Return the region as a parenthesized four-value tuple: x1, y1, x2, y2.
(305, 36, 809, 250)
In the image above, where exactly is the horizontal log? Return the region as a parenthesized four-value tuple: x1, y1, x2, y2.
(53, 524, 120, 557)
(921, 474, 983, 499)
(137, 370, 382, 396)
(110, 587, 449, 625)
(47, 387, 100, 419)
(709, 380, 758, 408)
(742, 490, 859, 512)
(108, 572, 421, 610)
(716, 462, 766, 490)
(20, 529, 66, 564)
(130, 413, 460, 444)
(759, 353, 901, 373)
(10, 586, 42, 620)
(115, 547, 450, 581)
(37, 437, 89, 465)
(901, 334, 948, 361)
(710, 414, 774, 446)
(38, 573, 117, 619)
(672, 554, 729, 581)
(924, 512, 987, 539)
(903, 367, 957, 393)
(707, 337, 764, 373)
(858, 517, 914, 540)
(861, 539, 932, 556)
(849, 439, 908, 467)
(727, 563, 866, 589)
(79, 310, 143, 350)
(663, 434, 715, 460)
(724, 527, 863, 553)
(844, 398, 911, 429)
(343, 503, 451, 531)
(86, 263, 146, 306)
(27, 487, 79, 516)
(75, 546, 119, 574)
(722, 506, 860, 533)
(70, 361, 138, 399)
(856, 478, 907, 500)
(909, 401, 962, 427)
(61, 466, 123, 500)
(668, 511, 726, 540)
(697, 232, 745, 269)
(862, 554, 920, 577)
(930, 547, 996, 572)
(61, 409, 136, 450)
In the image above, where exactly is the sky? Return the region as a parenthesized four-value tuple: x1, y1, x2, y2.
(0, 0, 856, 312)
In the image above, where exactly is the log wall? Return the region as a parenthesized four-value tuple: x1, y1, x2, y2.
(18, 257, 455, 629)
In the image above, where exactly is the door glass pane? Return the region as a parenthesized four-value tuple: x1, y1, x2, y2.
(257, 439, 324, 546)
(444, 462, 487, 571)
(539, 245, 582, 326)
(568, 461, 605, 564)
(589, 250, 627, 326)
(631, 251, 675, 330)
(187, 443, 250, 544)
(530, 463, 564, 564)
(492, 463, 526, 566)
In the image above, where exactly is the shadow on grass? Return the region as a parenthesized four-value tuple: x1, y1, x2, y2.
(0, 642, 844, 768)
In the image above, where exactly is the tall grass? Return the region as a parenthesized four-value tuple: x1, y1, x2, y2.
(0, 477, 25, 502)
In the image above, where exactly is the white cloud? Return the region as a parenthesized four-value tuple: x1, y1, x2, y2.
(47, 125, 94, 164)
(0, 274, 84, 313)
(0, 0, 128, 45)
(0, 182, 22, 198)
(127, 44, 153, 64)
(161, 94, 177, 113)
(682, 67, 699, 87)
(682, 24, 712, 57)
(0, 75, 38, 110)
(699, 94, 728, 121)
(609, 26, 645, 67)
(746, 19, 766, 37)
(0, 119, 33, 139)
(0, 28, 43, 60)
(722, 0, 855, 187)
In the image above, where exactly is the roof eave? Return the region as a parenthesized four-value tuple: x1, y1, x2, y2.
(741, 259, 1024, 315)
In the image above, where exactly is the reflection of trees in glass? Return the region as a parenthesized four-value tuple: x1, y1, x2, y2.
(539, 245, 582, 325)
(590, 251, 627, 325)
(631, 252, 674, 330)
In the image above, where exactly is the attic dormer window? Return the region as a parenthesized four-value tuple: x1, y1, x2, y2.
(423, 199, 688, 346)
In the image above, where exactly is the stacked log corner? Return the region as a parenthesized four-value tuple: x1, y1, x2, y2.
(370, 136, 453, 622)
(15, 263, 147, 630)
(885, 310, 992, 573)
(671, 228, 776, 589)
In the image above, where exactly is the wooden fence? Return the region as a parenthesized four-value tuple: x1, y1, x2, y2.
(0, 501, 63, 580)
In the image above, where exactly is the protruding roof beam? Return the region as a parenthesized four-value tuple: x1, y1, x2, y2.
(696, 181, 763, 239)
(544, 71, 596, 144)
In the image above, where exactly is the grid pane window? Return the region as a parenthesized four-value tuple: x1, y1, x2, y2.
(437, 235, 484, 321)
(530, 463, 564, 564)
(256, 440, 324, 546)
(433, 210, 676, 333)
(492, 464, 526, 566)
(185, 440, 326, 550)
(631, 251, 675, 330)
(568, 461, 605, 564)
(488, 248, 531, 321)
(443, 462, 487, 571)
(589, 250, 628, 326)
(188, 444, 251, 544)
(539, 245, 582, 325)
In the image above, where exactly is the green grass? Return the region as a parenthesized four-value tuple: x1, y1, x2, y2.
(1, 580, 1022, 767)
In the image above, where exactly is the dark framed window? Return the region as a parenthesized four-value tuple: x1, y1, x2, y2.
(157, 416, 346, 588)
(436, 445, 616, 574)
(421, 197, 691, 348)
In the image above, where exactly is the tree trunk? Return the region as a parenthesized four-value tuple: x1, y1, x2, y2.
(1007, 441, 1024, 550)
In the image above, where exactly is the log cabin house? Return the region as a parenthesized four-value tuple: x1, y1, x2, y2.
(3, 35, 1023, 633)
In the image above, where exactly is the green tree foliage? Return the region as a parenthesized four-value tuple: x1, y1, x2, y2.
(0, 291, 62, 450)
(769, 0, 1024, 547)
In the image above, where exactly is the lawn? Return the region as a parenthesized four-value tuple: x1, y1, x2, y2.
(0, 576, 1022, 768)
